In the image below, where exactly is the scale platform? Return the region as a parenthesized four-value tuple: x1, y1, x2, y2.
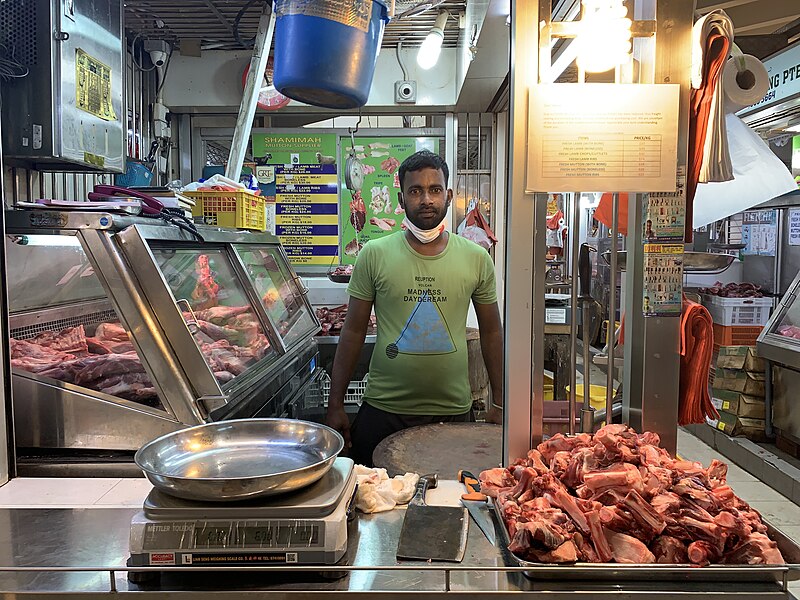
(128, 457, 356, 568)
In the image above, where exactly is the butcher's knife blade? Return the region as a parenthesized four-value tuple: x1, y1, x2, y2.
(396, 474, 468, 562)
(458, 469, 496, 545)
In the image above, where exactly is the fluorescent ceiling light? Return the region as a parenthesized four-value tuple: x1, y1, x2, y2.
(417, 11, 449, 70)
(10, 234, 81, 247)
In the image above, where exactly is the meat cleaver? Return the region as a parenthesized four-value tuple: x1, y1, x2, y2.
(458, 469, 496, 545)
(396, 473, 469, 562)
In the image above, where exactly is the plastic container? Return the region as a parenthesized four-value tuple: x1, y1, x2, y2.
(115, 161, 153, 187)
(273, 0, 390, 109)
(318, 371, 368, 406)
(712, 323, 763, 347)
(543, 385, 613, 435)
(566, 384, 610, 412)
(702, 294, 772, 326)
(187, 189, 266, 231)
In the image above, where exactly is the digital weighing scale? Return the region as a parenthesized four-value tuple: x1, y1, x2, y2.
(128, 457, 356, 573)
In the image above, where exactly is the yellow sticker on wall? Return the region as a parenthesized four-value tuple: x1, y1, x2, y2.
(76, 48, 116, 121)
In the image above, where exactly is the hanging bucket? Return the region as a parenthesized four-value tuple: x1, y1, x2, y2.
(273, 0, 390, 109)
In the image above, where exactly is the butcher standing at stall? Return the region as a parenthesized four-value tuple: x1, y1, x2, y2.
(325, 150, 504, 466)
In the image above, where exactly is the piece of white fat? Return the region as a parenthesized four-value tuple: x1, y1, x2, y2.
(353, 466, 420, 513)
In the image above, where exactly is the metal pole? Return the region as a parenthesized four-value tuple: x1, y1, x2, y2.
(569, 192, 580, 435)
(765, 360, 774, 438)
(226, 3, 276, 181)
(607, 192, 619, 425)
(505, 0, 540, 463)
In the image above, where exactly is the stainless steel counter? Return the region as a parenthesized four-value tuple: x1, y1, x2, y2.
(0, 506, 795, 598)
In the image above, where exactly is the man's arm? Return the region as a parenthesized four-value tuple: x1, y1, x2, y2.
(473, 301, 504, 424)
(325, 297, 374, 447)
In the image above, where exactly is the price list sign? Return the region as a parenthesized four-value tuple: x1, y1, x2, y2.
(528, 84, 680, 192)
(275, 164, 339, 265)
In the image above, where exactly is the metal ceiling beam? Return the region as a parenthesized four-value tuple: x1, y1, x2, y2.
(695, 0, 758, 15)
(226, 3, 274, 181)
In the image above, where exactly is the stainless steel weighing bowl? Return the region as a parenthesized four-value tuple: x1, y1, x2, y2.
(601, 250, 736, 274)
(134, 418, 345, 502)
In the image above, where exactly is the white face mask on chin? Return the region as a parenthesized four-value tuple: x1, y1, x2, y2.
(403, 216, 447, 244)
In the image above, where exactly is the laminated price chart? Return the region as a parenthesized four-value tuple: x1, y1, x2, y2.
(541, 134, 663, 179)
(528, 83, 680, 192)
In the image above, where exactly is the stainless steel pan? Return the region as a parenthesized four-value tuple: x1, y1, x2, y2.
(135, 418, 344, 502)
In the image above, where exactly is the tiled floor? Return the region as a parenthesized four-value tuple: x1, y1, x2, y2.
(676, 428, 800, 598)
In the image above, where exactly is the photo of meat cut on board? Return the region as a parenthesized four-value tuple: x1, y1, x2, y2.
(338, 137, 439, 265)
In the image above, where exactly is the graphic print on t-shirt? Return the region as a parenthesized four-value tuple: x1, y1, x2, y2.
(386, 290, 456, 359)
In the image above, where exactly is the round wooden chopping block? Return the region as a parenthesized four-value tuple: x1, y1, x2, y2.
(372, 422, 502, 478)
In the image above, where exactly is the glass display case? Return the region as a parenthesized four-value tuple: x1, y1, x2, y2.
(758, 269, 800, 370)
(151, 247, 276, 384)
(8, 234, 164, 410)
(5, 210, 321, 461)
(234, 245, 318, 349)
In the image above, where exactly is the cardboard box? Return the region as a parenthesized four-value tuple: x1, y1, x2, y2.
(716, 346, 766, 372)
(707, 411, 766, 441)
(711, 388, 765, 419)
(715, 368, 766, 396)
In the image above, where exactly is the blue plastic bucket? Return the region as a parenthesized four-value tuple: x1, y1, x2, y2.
(273, 0, 390, 109)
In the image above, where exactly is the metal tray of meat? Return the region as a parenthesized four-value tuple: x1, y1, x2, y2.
(490, 498, 800, 583)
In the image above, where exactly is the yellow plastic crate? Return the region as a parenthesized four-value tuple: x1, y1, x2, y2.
(187, 189, 266, 231)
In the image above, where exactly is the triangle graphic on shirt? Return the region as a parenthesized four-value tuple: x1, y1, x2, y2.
(392, 291, 456, 356)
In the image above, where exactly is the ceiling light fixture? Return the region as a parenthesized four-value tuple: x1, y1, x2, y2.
(417, 10, 449, 70)
(575, 0, 632, 73)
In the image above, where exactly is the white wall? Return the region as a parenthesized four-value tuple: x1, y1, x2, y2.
(163, 48, 458, 113)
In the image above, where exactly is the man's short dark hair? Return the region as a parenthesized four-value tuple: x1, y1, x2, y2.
(398, 150, 449, 191)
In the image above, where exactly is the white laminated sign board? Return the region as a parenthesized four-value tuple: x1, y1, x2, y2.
(527, 84, 680, 193)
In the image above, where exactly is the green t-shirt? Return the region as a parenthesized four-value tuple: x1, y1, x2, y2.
(347, 232, 497, 415)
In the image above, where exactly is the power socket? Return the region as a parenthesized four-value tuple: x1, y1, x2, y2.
(394, 80, 417, 104)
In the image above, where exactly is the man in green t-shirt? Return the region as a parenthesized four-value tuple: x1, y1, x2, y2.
(325, 150, 504, 466)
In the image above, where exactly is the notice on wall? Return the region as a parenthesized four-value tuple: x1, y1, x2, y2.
(527, 84, 680, 193)
(789, 209, 800, 246)
(75, 48, 116, 121)
(742, 209, 777, 256)
(252, 133, 339, 265)
(643, 244, 683, 317)
(339, 137, 439, 265)
(642, 169, 686, 243)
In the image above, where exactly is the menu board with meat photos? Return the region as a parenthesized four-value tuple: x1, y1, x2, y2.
(339, 137, 440, 265)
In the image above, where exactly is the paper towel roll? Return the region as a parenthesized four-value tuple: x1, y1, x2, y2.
(723, 54, 769, 111)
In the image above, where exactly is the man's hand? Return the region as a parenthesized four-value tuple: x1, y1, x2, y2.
(325, 405, 352, 449)
(485, 404, 503, 425)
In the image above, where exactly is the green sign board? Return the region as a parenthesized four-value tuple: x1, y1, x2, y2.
(339, 137, 439, 264)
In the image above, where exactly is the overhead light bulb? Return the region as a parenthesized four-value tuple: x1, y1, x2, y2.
(576, 0, 632, 73)
(417, 10, 449, 70)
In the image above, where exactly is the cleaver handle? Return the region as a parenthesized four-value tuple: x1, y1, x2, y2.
(409, 474, 438, 506)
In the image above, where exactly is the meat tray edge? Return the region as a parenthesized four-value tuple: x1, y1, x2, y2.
(489, 497, 800, 582)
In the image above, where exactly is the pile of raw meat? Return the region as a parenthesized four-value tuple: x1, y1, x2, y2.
(777, 325, 800, 340)
(480, 425, 784, 566)
(12, 306, 272, 397)
(329, 265, 353, 278)
(700, 282, 764, 298)
(181, 305, 272, 380)
(10, 323, 159, 404)
(315, 304, 377, 336)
